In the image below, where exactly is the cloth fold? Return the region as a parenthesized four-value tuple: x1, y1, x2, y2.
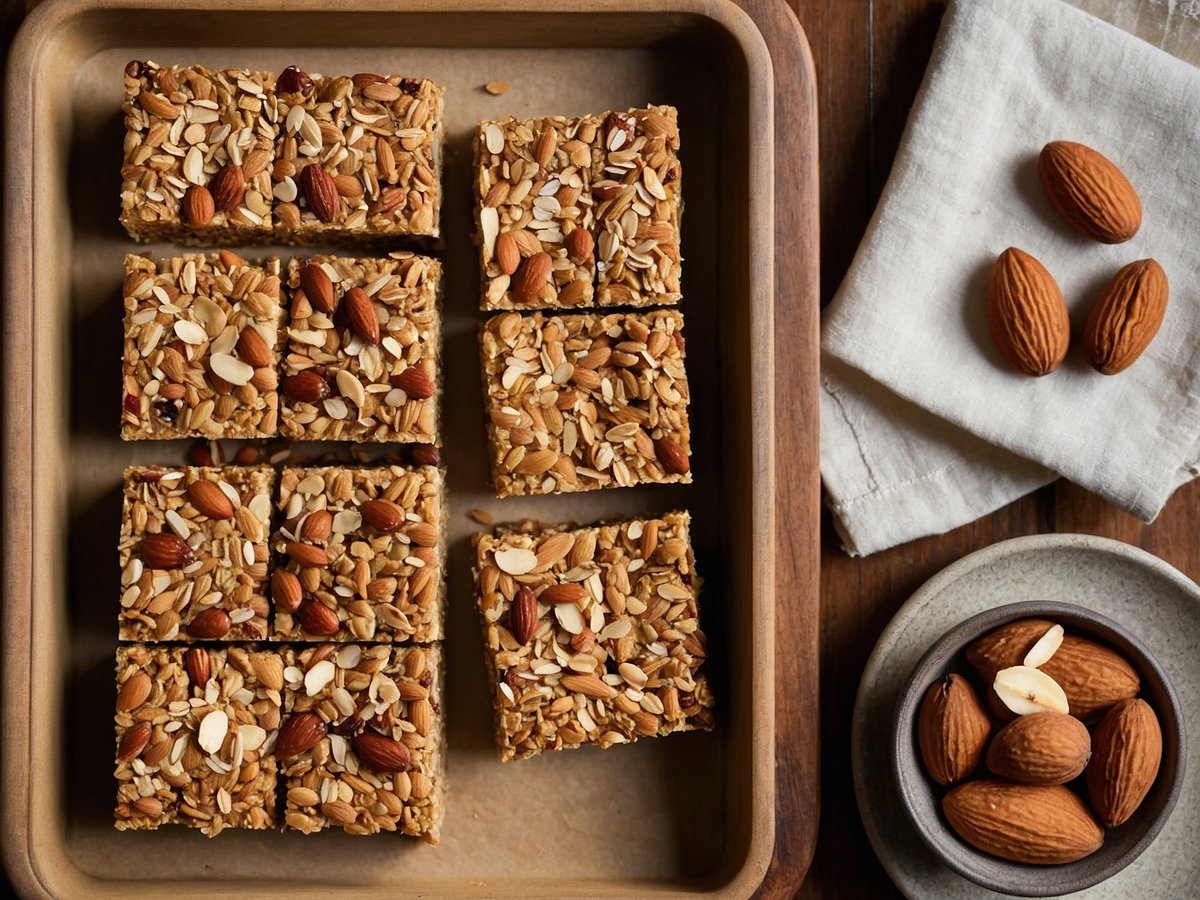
(821, 0, 1200, 556)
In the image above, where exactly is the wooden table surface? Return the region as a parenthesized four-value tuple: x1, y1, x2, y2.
(785, 1, 1200, 897)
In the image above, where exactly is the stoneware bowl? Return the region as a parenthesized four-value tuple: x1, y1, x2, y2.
(892, 600, 1186, 897)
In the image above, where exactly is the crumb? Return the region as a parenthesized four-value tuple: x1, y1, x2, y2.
(469, 508, 495, 525)
(484, 81, 509, 96)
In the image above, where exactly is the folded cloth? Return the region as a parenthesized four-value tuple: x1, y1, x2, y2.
(821, 0, 1200, 556)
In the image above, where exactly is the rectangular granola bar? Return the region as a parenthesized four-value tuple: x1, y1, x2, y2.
(474, 106, 682, 310)
(120, 60, 277, 242)
(479, 309, 692, 496)
(271, 466, 445, 642)
(273, 68, 442, 241)
(121, 253, 283, 439)
(279, 643, 445, 841)
(472, 512, 714, 762)
(114, 645, 282, 835)
(119, 466, 274, 641)
(280, 253, 441, 442)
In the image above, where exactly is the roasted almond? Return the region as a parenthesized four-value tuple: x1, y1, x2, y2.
(236, 326, 273, 369)
(917, 673, 991, 786)
(409, 444, 440, 466)
(986, 711, 1091, 785)
(565, 227, 594, 264)
(276, 711, 325, 758)
(361, 499, 404, 534)
(495, 231, 520, 275)
(186, 479, 235, 520)
(298, 261, 336, 314)
(1082, 259, 1168, 375)
(1087, 698, 1162, 827)
(139, 532, 195, 568)
(287, 541, 331, 567)
(297, 598, 340, 636)
(512, 252, 552, 304)
(560, 673, 618, 700)
(510, 586, 538, 644)
(538, 583, 589, 605)
(300, 164, 340, 223)
(184, 647, 211, 688)
(352, 731, 411, 772)
(117, 723, 152, 761)
(277, 65, 314, 96)
(301, 509, 333, 542)
(187, 607, 232, 639)
(654, 436, 691, 476)
(116, 671, 152, 711)
(986, 247, 1069, 377)
(390, 367, 435, 400)
(182, 184, 214, 226)
(210, 164, 245, 212)
(271, 569, 304, 613)
(343, 286, 380, 345)
(1038, 140, 1142, 244)
(282, 369, 329, 404)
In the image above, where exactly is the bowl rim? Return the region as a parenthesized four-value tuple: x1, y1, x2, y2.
(892, 598, 1187, 897)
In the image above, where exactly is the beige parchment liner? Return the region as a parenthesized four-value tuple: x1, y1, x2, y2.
(2, 1, 776, 896)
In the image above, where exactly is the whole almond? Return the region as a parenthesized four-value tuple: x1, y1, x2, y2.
(282, 370, 329, 404)
(390, 367, 435, 400)
(298, 262, 336, 314)
(943, 780, 1104, 864)
(654, 436, 691, 476)
(986, 711, 1091, 785)
(187, 479, 235, 520)
(917, 673, 992, 786)
(236, 327, 272, 369)
(533, 127, 558, 169)
(352, 731, 411, 772)
(116, 671, 152, 711)
(565, 228, 594, 263)
(343, 287, 380, 345)
(510, 586, 538, 644)
(512, 252, 552, 305)
(538, 583, 588, 605)
(118, 723, 152, 761)
(276, 711, 326, 758)
(271, 569, 304, 613)
(410, 444, 440, 466)
(210, 164, 245, 212)
(138, 89, 181, 120)
(297, 598, 340, 636)
(986, 247, 1070, 377)
(560, 673, 618, 700)
(1038, 140, 1142, 244)
(184, 647, 211, 688)
(287, 541, 331, 567)
(495, 231, 520, 275)
(277, 65, 314, 96)
(300, 164, 340, 223)
(182, 185, 214, 226)
(361, 499, 404, 534)
(139, 532, 195, 568)
(1087, 698, 1162, 827)
(187, 607, 232, 639)
(301, 509, 333, 542)
(1082, 259, 1168, 375)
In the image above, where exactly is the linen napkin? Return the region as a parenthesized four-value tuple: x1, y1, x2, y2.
(821, 0, 1200, 556)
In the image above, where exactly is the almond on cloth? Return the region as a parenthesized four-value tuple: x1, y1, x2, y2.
(1083, 259, 1168, 375)
(986, 248, 1069, 376)
(1038, 140, 1142, 244)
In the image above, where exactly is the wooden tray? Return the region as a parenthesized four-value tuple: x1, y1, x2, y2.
(1, 0, 817, 895)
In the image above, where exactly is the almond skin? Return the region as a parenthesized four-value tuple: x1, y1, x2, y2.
(390, 367, 435, 400)
(300, 164, 340, 223)
(343, 286, 380, 345)
(654, 436, 691, 476)
(236, 326, 273, 369)
(986, 248, 1070, 377)
(298, 261, 336, 313)
(282, 370, 329, 404)
(917, 673, 992, 786)
(986, 711, 1091, 785)
(512, 252, 552, 304)
(1083, 259, 1168, 375)
(139, 532, 195, 568)
(352, 731, 411, 772)
(361, 499, 404, 534)
(271, 569, 303, 613)
(510, 585, 538, 644)
(184, 647, 211, 688)
(186, 480, 235, 520)
(495, 231, 520, 275)
(943, 780, 1104, 864)
(182, 184, 214, 225)
(116, 671, 152, 711)
(301, 509, 333, 542)
(297, 598, 340, 636)
(187, 608, 232, 639)
(538, 583, 589, 605)
(118, 723, 152, 761)
(1087, 698, 1163, 827)
(1038, 140, 1142, 244)
(287, 541, 331, 567)
(210, 164, 245, 212)
(276, 711, 325, 758)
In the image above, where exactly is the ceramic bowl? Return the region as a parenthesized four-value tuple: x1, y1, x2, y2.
(892, 600, 1185, 897)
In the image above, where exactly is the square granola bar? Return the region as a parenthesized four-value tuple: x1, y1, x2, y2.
(475, 115, 600, 310)
(273, 68, 442, 241)
(278, 643, 445, 841)
(119, 466, 274, 641)
(121, 253, 283, 440)
(120, 60, 277, 243)
(271, 466, 445, 642)
(479, 309, 692, 496)
(472, 512, 715, 762)
(114, 645, 283, 835)
(280, 253, 441, 442)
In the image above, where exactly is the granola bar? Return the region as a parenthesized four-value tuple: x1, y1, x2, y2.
(119, 466, 273, 641)
(279, 643, 445, 841)
(280, 253, 442, 442)
(121, 253, 283, 439)
(273, 67, 442, 241)
(114, 645, 282, 835)
(271, 466, 445, 643)
(120, 61, 277, 242)
(591, 106, 682, 306)
(475, 115, 600, 310)
(479, 309, 692, 496)
(472, 512, 714, 762)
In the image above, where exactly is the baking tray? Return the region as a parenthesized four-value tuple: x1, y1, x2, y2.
(2, 0, 780, 896)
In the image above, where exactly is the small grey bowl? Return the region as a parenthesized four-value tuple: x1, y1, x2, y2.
(892, 600, 1185, 897)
